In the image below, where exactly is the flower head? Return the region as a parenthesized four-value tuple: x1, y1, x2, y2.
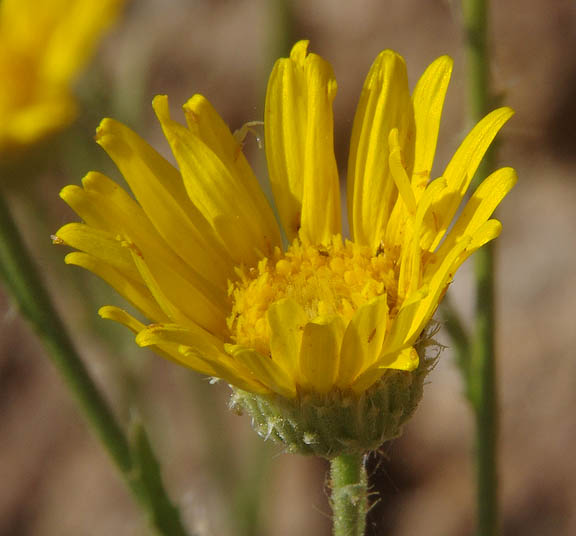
(0, 0, 124, 153)
(56, 41, 516, 455)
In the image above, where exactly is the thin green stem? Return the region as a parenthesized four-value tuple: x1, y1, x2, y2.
(0, 190, 189, 536)
(439, 295, 471, 381)
(462, 0, 499, 535)
(267, 0, 295, 62)
(469, 242, 498, 536)
(330, 453, 368, 536)
(463, 0, 490, 130)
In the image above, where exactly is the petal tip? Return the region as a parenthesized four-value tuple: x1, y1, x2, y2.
(152, 94, 170, 120)
(95, 118, 113, 142)
(182, 93, 207, 115)
(98, 305, 116, 320)
(290, 40, 310, 61)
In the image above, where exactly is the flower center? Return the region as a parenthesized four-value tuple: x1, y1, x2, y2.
(228, 236, 397, 356)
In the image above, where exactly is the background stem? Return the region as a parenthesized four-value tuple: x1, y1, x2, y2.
(0, 190, 189, 536)
(330, 453, 368, 536)
(462, 0, 499, 534)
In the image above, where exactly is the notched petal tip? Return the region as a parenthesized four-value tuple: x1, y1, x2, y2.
(151, 94, 170, 121)
(58, 184, 79, 202)
(51, 234, 65, 245)
(135, 324, 167, 347)
(94, 117, 117, 142)
(182, 94, 207, 120)
(52, 222, 76, 245)
(289, 39, 310, 61)
(94, 118, 137, 161)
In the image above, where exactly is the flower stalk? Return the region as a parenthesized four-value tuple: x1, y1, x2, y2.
(462, 0, 500, 534)
(330, 453, 368, 536)
(0, 189, 189, 536)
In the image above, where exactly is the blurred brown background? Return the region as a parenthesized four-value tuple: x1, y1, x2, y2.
(1, 0, 575, 534)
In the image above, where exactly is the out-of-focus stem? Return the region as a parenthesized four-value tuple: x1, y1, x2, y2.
(462, 0, 499, 535)
(0, 190, 189, 536)
(440, 295, 471, 381)
(267, 0, 295, 61)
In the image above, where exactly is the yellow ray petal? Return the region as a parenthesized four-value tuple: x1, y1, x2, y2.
(337, 295, 389, 388)
(379, 345, 419, 370)
(299, 53, 341, 244)
(388, 128, 417, 215)
(298, 316, 345, 394)
(183, 94, 281, 255)
(390, 238, 470, 353)
(62, 171, 230, 310)
(411, 55, 453, 189)
(81, 171, 155, 226)
(385, 127, 419, 270)
(185, 346, 270, 393)
(381, 284, 430, 356)
(226, 344, 296, 398)
(409, 221, 502, 344)
(466, 218, 503, 251)
(135, 322, 229, 382)
(136, 321, 223, 351)
(136, 322, 227, 377)
(55, 222, 138, 280)
(98, 305, 201, 371)
(135, 323, 265, 392)
(264, 40, 341, 243)
(435, 167, 516, 260)
(426, 107, 514, 251)
(347, 50, 415, 249)
(184, 348, 271, 394)
(96, 117, 232, 284)
(66, 252, 168, 322)
(268, 298, 308, 377)
(60, 182, 115, 232)
(397, 177, 448, 298)
(60, 172, 162, 241)
(351, 346, 418, 394)
(153, 95, 275, 265)
(127, 243, 227, 336)
(99, 305, 145, 333)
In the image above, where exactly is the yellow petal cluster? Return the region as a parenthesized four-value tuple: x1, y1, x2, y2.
(0, 0, 124, 152)
(56, 41, 516, 400)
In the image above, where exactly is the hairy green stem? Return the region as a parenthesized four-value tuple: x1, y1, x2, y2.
(0, 191, 189, 536)
(330, 453, 368, 536)
(462, 0, 499, 534)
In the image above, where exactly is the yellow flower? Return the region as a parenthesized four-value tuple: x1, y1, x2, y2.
(0, 0, 124, 152)
(56, 41, 515, 452)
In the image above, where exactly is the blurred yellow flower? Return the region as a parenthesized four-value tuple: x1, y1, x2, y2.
(0, 0, 123, 152)
(56, 41, 516, 402)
